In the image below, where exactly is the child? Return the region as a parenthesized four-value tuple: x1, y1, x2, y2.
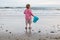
(24, 4, 34, 31)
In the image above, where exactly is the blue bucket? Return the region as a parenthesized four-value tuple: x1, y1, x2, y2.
(33, 16, 39, 23)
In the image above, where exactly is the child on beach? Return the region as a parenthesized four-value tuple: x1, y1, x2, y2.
(24, 4, 34, 31)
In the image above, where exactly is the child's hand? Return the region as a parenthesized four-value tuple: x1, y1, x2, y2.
(32, 14, 34, 17)
(33, 15, 34, 17)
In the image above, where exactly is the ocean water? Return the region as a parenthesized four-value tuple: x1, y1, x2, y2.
(0, 7, 60, 34)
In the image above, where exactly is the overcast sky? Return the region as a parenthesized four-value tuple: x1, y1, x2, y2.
(0, 0, 60, 7)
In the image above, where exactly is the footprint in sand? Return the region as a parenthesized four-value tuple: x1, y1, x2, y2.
(6, 30, 8, 32)
(0, 26, 2, 28)
(16, 39, 19, 40)
(5, 30, 12, 34)
(39, 39, 41, 40)
(38, 31, 41, 33)
(9, 32, 11, 34)
(32, 30, 34, 31)
(50, 31, 55, 33)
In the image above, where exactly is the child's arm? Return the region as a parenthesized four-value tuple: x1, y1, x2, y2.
(24, 10, 26, 14)
(31, 13, 34, 16)
(30, 10, 34, 16)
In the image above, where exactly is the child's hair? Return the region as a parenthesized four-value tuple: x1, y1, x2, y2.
(26, 4, 30, 9)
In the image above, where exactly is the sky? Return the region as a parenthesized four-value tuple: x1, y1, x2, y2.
(0, 0, 60, 7)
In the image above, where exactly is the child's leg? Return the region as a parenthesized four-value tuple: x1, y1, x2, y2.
(29, 20, 32, 29)
(25, 20, 28, 30)
(28, 20, 32, 34)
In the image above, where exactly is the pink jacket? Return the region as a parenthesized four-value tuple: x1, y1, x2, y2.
(24, 9, 33, 20)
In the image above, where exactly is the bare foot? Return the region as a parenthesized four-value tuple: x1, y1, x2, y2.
(29, 27, 31, 29)
(25, 27, 27, 32)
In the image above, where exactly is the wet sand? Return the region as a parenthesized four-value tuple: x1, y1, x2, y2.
(0, 16, 60, 40)
(0, 28, 60, 40)
(0, 9, 60, 40)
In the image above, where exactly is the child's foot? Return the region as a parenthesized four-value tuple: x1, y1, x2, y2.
(29, 27, 31, 29)
(25, 27, 27, 32)
(25, 27, 27, 30)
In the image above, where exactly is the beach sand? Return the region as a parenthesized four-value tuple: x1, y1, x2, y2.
(0, 16, 60, 40)
(0, 30, 60, 40)
(0, 9, 60, 40)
